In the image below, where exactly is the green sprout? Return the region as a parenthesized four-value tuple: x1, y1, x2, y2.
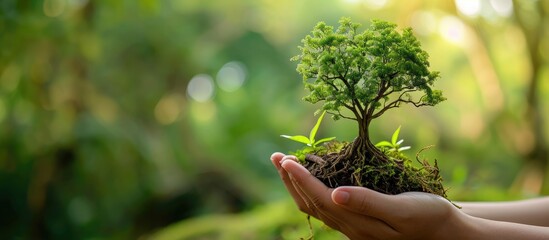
(281, 110, 336, 149)
(375, 126, 411, 153)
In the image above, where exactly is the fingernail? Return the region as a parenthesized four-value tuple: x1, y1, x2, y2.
(280, 156, 292, 164)
(280, 159, 290, 169)
(280, 160, 293, 172)
(270, 152, 281, 161)
(333, 190, 350, 205)
(279, 161, 293, 177)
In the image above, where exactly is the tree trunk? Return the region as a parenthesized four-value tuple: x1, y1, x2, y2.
(354, 119, 386, 164)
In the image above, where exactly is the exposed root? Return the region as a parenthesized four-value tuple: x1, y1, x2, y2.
(305, 154, 326, 165)
(303, 140, 447, 197)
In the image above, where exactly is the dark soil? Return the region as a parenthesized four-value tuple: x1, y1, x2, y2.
(302, 141, 447, 197)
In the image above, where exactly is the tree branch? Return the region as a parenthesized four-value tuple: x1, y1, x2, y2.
(372, 89, 430, 119)
(328, 109, 357, 121)
(364, 78, 389, 120)
(325, 78, 340, 92)
(338, 74, 365, 117)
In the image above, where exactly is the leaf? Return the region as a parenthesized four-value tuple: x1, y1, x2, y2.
(398, 146, 411, 152)
(375, 141, 393, 147)
(309, 110, 327, 142)
(313, 137, 336, 147)
(391, 126, 401, 145)
(280, 135, 311, 145)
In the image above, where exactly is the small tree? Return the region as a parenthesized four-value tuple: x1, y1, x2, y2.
(282, 19, 450, 236)
(292, 18, 445, 162)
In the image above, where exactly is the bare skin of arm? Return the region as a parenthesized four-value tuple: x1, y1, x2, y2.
(271, 152, 549, 240)
(458, 198, 549, 227)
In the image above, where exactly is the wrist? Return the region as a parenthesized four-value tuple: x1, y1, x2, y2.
(430, 205, 474, 240)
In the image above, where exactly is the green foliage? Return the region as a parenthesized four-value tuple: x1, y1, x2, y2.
(1, 1, 545, 239)
(292, 18, 445, 125)
(150, 199, 345, 240)
(0, 1, 302, 239)
(281, 110, 337, 162)
(375, 126, 412, 162)
(375, 126, 411, 152)
(281, 110, 336, 149)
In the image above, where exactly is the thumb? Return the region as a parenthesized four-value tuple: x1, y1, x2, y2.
(331, 186, 402, 220)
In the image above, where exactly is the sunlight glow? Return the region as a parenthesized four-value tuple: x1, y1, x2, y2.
(455, 0, 481, 17)
(364, 0, 389, 10)
(43, 0, 66, 17)
(187, 74, 215, 102)
(340, 0, 389, 9)
(410, 11, 437, 36)
(439, 16, 467, 46)
(216, 61, 247, 92)
(490, 0, 513, 17)
(155, 94, 184, 125)
(341, 0, 361, 4)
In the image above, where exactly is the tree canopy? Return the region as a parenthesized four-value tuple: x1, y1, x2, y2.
(293, 18, 445, 127)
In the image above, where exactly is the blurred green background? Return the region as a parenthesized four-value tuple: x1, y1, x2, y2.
(1, 0, 548, 239)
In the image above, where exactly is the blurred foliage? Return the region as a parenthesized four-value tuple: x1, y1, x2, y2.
(150, 199, 346, 240)
(0, 0, 548, 239)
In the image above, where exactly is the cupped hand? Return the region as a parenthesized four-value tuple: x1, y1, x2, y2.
(270, 152, 468, 240)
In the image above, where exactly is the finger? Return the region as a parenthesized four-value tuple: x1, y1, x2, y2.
(287, 171, 326, 219)
(280, 159, 343, 227)
(286, 170, 341, 225)
(281, 161, 398, 237)
(273, 155, 315, 216)
(270, 152, 285, 169)
(280, 159, 333, 213)
(331, 186, 404, 224)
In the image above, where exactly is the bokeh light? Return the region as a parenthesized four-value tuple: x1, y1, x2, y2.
(455, 0, 482, 17)
(43, 0, 66, 17)
(490, 0, 514, 17)
(155, 94, 184, 125)
(410, 11, 438, 36)
(340, 0, 389, 10)
(363, 0, 389, 10)
(3, 1, 549, 239)
(439, 16, 468, 46)
(216, 61, 247, 92)
(187, 74, 215, 102)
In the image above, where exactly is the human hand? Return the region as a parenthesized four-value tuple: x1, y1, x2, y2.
(270, 152, 467, 240)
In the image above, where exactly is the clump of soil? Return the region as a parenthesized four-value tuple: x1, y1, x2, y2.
(301, 140, 446, 197)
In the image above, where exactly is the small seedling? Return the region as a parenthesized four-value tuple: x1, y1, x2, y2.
(375, 126, 411, 153)
(281, 110, 336, 149)
(281, 111, 337, 162)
